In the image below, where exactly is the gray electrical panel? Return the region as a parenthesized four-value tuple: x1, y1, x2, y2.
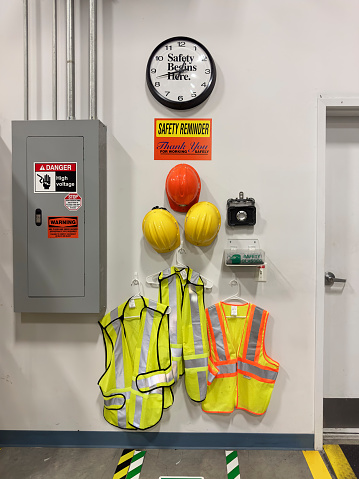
(12, 120, 106, 313)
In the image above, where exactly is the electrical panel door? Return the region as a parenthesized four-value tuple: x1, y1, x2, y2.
(12, 120, 106, 313)
(27, 136, 85, 297)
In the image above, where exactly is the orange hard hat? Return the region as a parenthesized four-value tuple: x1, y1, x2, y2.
(165, 164, 201, 213)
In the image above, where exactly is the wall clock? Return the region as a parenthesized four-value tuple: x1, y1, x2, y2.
(146, 36, 216, 110)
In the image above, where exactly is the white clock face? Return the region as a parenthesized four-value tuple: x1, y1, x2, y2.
(146, 37, 216, 110)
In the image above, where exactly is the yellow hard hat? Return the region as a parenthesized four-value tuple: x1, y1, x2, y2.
(184, 202, 221, 247)
(142, 207, 181, 253)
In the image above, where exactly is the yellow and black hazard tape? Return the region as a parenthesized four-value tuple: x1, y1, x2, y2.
(113, 449, 135, 479)
(324, 444, 356, 478)
(303, 450, 332, 478)
(113, 449, 146, 479)
(303, 444, 357, 478)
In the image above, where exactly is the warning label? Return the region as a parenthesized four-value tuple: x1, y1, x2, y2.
(34, 163, 77, 193)
(48, 216, 78, 238)
(64, 193, 82, 211)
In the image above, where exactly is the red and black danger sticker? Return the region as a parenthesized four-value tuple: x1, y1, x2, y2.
(34, 163, 77, 193)
(48, 217, 78, 238)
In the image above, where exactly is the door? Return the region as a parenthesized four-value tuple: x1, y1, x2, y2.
(324, 116, 359, 430)
(26, 136, 85, 297)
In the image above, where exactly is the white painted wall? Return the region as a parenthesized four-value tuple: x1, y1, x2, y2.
(1, 0, 359, 434)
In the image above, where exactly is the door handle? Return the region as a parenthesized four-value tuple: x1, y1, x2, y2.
(35, 208, 42, 226)
(325, 271, 347, 286)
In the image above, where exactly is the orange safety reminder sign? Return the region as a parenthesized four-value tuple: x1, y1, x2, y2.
(48, 216, 78, 238)
(154, 118, 212, 161)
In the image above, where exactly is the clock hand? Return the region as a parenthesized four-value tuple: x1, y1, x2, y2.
(156, 62, 188, 79)
(156, 72, 171, 78)
(175, 62, 186, 79)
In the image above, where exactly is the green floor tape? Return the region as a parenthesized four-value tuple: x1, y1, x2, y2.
(225, 450, 240, 479)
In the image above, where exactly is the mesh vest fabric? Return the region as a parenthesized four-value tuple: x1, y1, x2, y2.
(98, 296, 174, 430)
(202, 301, 279, 415)
(158, 266, 209, 402)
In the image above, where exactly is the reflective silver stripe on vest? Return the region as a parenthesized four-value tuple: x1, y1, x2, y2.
(133, 393, 143, 428)
(246, 306, 264, 361)
(184, 357, 208, 369)
(171, 361, 178, 381)
(171, 346, 183, 359)
(131, 303, 155, 428)
(148, 299, 158, 309)
(114, 390, 130, 429)
(197, 370, 207, 401)
(237, 360, 278, 381)
(138, 302, 173, 389)
(208, 371, 216, 384)
(216, 363, 237, 375)
(166, 273, 178, 345)
(104, 308, 127, 428)
(135, 369, 173, 391)
(188, 282, 204, 355)
(110, 307, 119, 322)
(132, 388, 162, 429)
(161, 268, 183, 384)
(207, 305, 227, 361)
(139, 306, 155, 376)
(104, 395, 125, 408)
(111, 318, 125, 390)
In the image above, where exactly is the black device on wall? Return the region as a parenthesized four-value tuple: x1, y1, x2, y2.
(227, 192, 256, 226)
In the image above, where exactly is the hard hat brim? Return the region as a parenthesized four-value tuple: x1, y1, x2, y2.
(167, 191, 201, 213)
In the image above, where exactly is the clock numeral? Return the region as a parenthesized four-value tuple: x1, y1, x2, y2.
(155, 82, 160, 87)
(165, 91, 170, 97)
(191, 92, 197, 98)
(205, 69, 211, 74)
(201, 82, 207, 87)
(151, 68, 156, 74)
(177, 41, 185, 47)
(201, 55, 208, 61)
(193, 46, 197, 50)
(178, 96, 184, 101)
(155, 55, 163, 61)
(166, 45, 172, 50)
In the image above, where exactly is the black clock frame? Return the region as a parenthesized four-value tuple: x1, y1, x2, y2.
(146, 36, 216, 110)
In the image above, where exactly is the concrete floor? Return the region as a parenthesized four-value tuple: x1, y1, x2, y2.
(0, 447, 329, 479)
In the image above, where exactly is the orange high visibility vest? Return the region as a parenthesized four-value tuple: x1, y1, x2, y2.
(202, 301, 279, 415)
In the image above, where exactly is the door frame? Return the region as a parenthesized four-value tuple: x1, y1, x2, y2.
(315, 97, 359, 449)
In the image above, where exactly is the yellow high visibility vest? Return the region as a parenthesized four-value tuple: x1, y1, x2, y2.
(202, 302, 279, 415)
(158, 266, 209, 402)
(98, 297, 174, 430)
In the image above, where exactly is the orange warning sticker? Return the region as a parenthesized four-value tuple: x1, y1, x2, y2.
(48, 217, 78, 238)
